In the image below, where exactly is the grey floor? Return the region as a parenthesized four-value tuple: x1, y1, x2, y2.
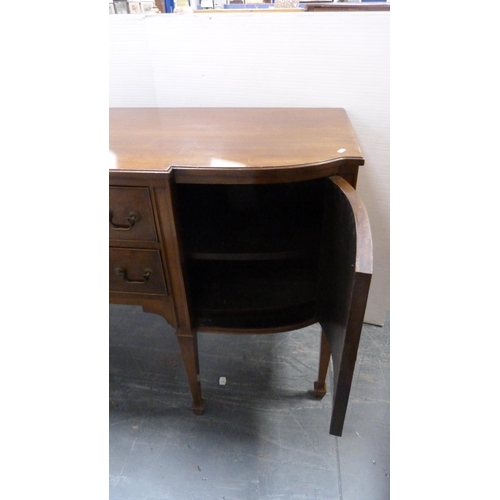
(109, 305, 389, 500)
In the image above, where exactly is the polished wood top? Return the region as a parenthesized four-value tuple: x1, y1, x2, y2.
(109, 108, 363, 183)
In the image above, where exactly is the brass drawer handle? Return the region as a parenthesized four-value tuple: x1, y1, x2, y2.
(109, 211, 139, 231)
(114, 267, 152, 285)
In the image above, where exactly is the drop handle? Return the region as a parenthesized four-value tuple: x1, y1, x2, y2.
(109, 211, 139, 230)
(114, 267, 152, 285)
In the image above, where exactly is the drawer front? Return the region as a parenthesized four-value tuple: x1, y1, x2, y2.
(109, 187, 157, 242)
(110, 248, 167, 295)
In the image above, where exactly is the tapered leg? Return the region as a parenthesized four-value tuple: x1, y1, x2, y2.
(176, 329, 204, 415)
(313, 329, 331, 398)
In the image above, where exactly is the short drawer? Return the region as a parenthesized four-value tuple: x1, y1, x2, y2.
(110, 248, 167, 295)
(109, 187, 157, 242)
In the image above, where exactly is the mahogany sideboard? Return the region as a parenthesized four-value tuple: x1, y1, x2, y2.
(109, 108, 373, 436)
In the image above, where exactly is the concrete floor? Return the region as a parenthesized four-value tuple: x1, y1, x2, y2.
(109, 305, 389, 500)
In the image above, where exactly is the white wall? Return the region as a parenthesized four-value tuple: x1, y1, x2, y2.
(109, 11, 390, 325)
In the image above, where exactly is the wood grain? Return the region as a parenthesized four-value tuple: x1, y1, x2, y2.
(109, 108, 364, 184)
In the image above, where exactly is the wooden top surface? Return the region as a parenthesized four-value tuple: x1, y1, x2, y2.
(109, 108, 363, 180)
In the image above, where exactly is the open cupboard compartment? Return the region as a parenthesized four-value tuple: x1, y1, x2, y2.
(175, 178, 328, 331)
